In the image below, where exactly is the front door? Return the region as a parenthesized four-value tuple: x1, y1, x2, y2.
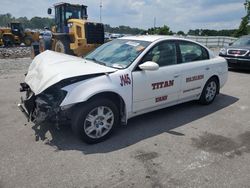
(132, 41, 181, 113)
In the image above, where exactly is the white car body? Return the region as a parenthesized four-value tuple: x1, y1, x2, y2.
(23, 35, 228, 125)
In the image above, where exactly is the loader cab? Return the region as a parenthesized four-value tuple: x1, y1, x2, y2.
(10, 22, 24, 37)
(49, 3, 88, 33)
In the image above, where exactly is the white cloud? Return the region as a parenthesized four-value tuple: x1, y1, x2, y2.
(0, 0, 246, 32)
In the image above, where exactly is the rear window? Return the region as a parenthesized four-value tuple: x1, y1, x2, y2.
(179, 41, 209, 63)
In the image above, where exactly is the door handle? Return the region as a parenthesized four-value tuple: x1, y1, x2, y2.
(174, 74, 180, 78)
(205, 67, 210, 71)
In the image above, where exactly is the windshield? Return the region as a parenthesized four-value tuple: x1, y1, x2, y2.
(85, 39, 151, 69)
(232, 37, 250, 47)
(65, 6, 87, 20)
(65, 7, 82, 19)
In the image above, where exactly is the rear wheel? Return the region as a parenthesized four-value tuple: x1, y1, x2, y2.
(54, 39, 73, 55)
(199, 77, 219, 105)
(24, 36, 32, 46)
(71, 99, 119, 144)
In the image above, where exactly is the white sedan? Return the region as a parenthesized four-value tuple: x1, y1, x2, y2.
(19, 35, 228, 144)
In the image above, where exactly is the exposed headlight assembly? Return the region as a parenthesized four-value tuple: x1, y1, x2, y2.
(219, 48, 227, 55)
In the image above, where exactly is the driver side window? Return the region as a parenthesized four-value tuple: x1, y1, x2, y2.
(141, 41, 177, 67)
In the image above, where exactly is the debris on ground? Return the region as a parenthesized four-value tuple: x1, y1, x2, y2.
(0, 47, 31, 59)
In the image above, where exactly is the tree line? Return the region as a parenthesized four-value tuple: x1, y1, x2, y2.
(0, 13, 54, 29)
(186, 29, 237, 37)
(1, 2, 249, 38)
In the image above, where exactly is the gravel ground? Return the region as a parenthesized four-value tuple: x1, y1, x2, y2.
(0, 47, 31, 59)
(0, 56, 250, 188)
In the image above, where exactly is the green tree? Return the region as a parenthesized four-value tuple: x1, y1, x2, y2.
(0, 13, 54, 29)
(159, 25, 170, 35)
(177, 31, 185, 35)
(16, 17, 29, 28)
(234, 15, 249, 37)
(104, 24, 145, 35)
(234, 0, 250, 37)
(0, 13, 14, 27)
(147, 25, 172, 35)
(187, 29, 201, 36)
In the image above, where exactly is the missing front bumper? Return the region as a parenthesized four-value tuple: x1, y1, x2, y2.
(18, 82, 70, 124)
(17, 103, 29, 120)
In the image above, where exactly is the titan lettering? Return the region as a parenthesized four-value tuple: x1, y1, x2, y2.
(152, 80, 174, 90)
(120, 74, 131, 86)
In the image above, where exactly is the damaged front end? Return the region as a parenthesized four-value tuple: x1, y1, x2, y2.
(18, 82, 68, 124)
(18, 71, 107, 124)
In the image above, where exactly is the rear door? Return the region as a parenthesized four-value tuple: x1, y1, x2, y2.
(177, 40, 211, 100)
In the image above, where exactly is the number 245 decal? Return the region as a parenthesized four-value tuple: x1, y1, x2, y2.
(120, 74, 131, 86)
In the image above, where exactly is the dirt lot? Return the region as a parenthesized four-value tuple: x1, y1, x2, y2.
(0, 57, 250, 188)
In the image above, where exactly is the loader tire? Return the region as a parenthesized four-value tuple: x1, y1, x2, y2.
(3, 35, 14, 47)
(24, 36, 33, 46)
(54, 39, 73, 55)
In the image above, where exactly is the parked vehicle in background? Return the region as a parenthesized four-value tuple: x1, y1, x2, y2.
(219, 35, 250, 70)
(110, 33, 124, 39)
(19, 35, 228, 144)
(0, 22, 39, 47)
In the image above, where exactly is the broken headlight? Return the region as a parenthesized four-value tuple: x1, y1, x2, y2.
(37, 88, 67, 107)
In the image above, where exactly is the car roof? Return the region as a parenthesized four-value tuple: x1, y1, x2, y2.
(119, 35, 215, 58)
(120, 35, 181, 42)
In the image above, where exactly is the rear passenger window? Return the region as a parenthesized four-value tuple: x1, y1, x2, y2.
(179, 41, 209, 63)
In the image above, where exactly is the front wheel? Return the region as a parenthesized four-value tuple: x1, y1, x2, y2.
(71, 99, 119, 144)
(3, 35, 14, 47)
(54, 39, 73, 55)
(199, 77, 219, 105)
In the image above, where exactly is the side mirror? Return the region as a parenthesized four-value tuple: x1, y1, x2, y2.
(47, 8, 52, 15)
(139, 61, 159, 71)
(228, 42, 233, 46)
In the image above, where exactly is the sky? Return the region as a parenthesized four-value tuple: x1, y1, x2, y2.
(0, 0, 247, 32)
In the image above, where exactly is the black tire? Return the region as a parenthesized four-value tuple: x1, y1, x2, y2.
(71, 99, 119, 144)
(3, 35, 14, 47)
(24, 36, 33, 46)
(54, 39, 73, 55)
(199, 77, 219, 105)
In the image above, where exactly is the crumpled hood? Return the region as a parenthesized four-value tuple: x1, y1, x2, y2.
(25, 50, 116, 95)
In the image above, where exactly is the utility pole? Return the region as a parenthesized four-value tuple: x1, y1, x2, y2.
(154, 17, 156, 29)
(100, 0, 102, 22)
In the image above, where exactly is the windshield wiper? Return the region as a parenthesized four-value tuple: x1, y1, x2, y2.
(85, 57, 106, 66)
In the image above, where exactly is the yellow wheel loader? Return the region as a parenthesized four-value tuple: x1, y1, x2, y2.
(0, 22, 39, 47)
(39, 3, 104, 57)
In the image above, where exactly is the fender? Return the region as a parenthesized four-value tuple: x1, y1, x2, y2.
(60, 70, 133, 117)
(209, 56, 228, 89)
